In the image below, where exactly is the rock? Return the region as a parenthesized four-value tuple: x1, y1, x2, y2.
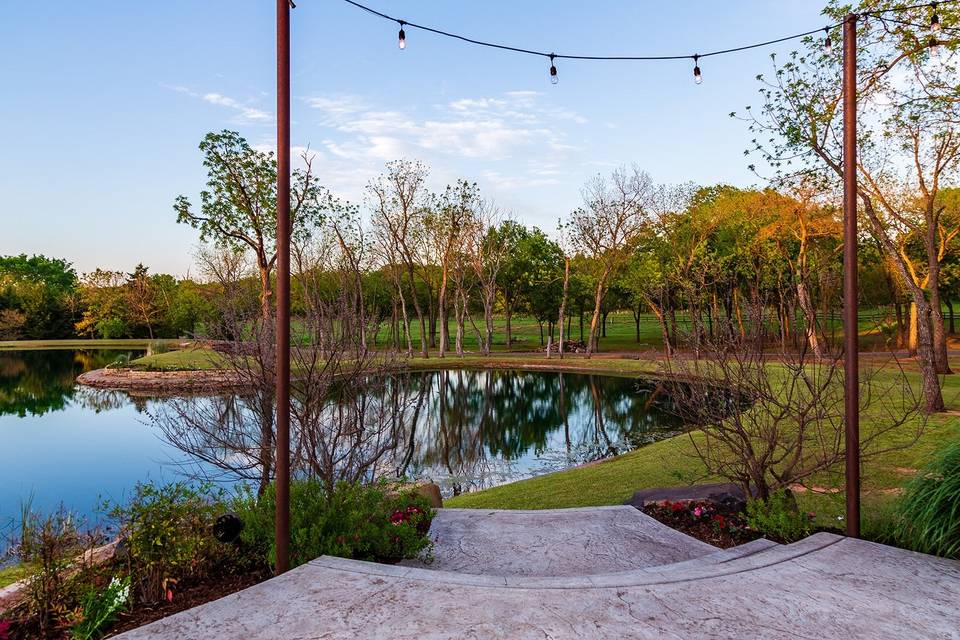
(625, 483, 750, 512)
(386, 482, 443, 508)
(414, 483, 443, 509)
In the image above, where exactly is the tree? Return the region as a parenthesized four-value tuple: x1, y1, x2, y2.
(742, 2, 960, 411)
(0, 254, 79, 339)
(369, 160, 431, 357)
(569, 167, 655, 356)
(174, 130, 324, 327)
(664, 332, 924, 501)
(426, 181, 477, 358)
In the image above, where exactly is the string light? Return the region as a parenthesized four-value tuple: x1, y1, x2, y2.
(929, 34, 941, 53)
(336, 0, 960, 83)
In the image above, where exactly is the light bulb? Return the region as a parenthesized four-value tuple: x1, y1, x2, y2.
(932, 3, 942, 32)
(824, 28, 833, 53)
(693, 55, 702, 84)
(549, 55, 558, 85)
(930, 35, 940, 55)
(398, 22, 406, 50)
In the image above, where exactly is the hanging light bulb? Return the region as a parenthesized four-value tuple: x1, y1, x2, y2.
(549, 54, 559, 85)
(398, 20, 407, 50)
(931, 3, 942, 32)
(929, 34, 941, 56)
(693, 55, 702, 84)
(824, 27, 833, 54)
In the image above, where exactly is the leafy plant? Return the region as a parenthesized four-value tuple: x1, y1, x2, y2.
(235, 479, 434, 569)
(70, 575, 130, 640)
(18, 508, 93, 635)
(105, 482, 237, 605)
(745, 490, 814, 542)
(893, 437, 960, 558)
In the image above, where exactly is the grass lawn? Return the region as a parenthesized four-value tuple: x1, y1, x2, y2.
(0, 338, 179, 351)
(126, 347, 230, 371)
(0, 562, 33, 589)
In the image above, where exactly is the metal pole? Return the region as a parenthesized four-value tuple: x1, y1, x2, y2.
(274, 0, 291, 573)
(842, 12, 860, 539)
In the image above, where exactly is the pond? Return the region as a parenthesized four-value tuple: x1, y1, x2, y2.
(0, 349, 684, 529)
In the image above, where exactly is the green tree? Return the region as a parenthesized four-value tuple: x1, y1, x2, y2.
(175, 130, 325, 326)
(0, 254, 79, 339)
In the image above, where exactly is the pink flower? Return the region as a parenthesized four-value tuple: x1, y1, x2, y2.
(693, 506, 703, 517)
(0, 619, 11, 640)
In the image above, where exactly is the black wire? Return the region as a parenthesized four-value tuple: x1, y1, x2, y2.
(339, 0, 959, 62)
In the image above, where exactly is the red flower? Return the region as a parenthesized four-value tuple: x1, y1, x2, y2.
(390, 510, 408, 526)
(0, 619, 11, 640)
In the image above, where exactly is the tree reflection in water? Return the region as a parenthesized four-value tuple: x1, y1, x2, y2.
(0, 350, 143, 418)
(391, 370, 683, 496)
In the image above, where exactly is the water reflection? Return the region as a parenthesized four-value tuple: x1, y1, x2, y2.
(0, 349, 142, 417)
(150, 369, 683, 498)
(391, 370, 682, 495)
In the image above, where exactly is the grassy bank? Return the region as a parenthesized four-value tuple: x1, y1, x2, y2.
(0, 339, 179, 351)
(0, 563, 33, 589)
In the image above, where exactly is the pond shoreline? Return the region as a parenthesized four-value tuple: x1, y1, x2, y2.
(76, 367, 245, 392)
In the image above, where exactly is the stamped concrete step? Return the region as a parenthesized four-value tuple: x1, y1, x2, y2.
(402, 506, 717, 577)
(115, 533, 960, 639)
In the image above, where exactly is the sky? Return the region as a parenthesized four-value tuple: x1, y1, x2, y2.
(0, 0, 831, 276)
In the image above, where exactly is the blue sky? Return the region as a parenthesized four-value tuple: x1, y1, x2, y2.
(0, 1, 829, 276)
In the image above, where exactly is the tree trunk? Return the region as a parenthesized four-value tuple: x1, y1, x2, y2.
(558, 256, 570, 359)
(926, 247, 952, 374)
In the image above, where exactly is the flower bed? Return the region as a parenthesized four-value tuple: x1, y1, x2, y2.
(641, 500, 763, 548)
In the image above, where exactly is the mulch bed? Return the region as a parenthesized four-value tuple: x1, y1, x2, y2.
(641, 500, 764, 548)
(105, 566, 272, 637)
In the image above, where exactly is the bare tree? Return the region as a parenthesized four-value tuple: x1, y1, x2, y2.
(369, 160, 431, 358)
(426, 181, 476, 358)
(662, 333, 924, 501)
(569, 167, 655, 357)
(155, 228, 411, 496)
(465, 198, 506, 355)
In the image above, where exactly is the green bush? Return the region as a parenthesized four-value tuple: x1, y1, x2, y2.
(894, 437, 960, 558)
(105, 482, 244, 605)
(745, 491, 814, 542)
(234, 479, 434, 569)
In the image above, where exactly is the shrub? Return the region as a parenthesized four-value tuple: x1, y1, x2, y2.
(235, 479, 434, 569)
(105, 482, 242, 605)
(15, 507, 99, 636)
(745, 491, 814, 542)
(70, 575, 130, 640)
(894, 437, 960, 558)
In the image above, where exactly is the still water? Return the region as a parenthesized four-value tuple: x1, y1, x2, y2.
(0, 350, 683, 527)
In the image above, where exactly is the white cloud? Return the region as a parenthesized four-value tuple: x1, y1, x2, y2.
(163, 84, 272, 125)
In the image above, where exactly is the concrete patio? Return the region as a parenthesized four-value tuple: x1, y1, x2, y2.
(116, 506, 960, 639)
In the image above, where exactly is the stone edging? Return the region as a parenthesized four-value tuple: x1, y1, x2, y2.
(76, 368, 245, 393)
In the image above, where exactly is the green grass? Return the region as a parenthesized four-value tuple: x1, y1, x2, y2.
(0, 339, 178, 351)
(0, 562, 33, 588)
(126, 347, 230, 371)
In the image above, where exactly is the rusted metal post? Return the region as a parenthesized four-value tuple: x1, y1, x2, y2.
(842, 12, 860, 539)
(275, 0, 291, 573)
